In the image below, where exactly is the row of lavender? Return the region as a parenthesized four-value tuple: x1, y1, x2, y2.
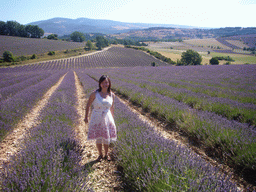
(1, 72, 90, 191)
(114, 96, 240, 191)
(0, 71, 41, 88)
(118, 64, 256, 101)
(0, 46, 168, 73)
(0, 70, 66, 141)
(75, 71, 240, 191)
(103, 66, 256, 127)
(0, 72, 52, 101)
(84, 68, 256, 176)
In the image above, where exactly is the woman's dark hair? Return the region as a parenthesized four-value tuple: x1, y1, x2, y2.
(98, 75, 111, 93)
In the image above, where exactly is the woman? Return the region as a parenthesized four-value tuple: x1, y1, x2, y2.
(84, 75, 117, 162)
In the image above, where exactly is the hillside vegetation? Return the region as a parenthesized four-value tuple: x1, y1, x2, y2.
(111, 27, 256, 41)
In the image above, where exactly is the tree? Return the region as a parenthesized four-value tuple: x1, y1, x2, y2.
(17, 24, 28, 37)
(0, 21, 43, 38)
(25, 25, 44, 38)
(210, 57, 219, 65)
(85, 40, 93, 50)
(181, 49, 202, 65)
(96, 36, 109, 50)
(70, 31, 85, 42)
(6, 21, 20, 36)
(0, 21, 7, 35)
(47, 34, 58, 40)
(3, 51, 15, 62)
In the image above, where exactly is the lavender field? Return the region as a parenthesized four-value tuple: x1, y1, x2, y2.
(0, 46, 255, 191)
(0, 35, 87, 56)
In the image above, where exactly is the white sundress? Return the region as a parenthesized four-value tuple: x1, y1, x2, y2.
(87, 91, 117, 144)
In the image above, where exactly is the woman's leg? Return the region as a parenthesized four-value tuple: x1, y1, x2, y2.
(103, 144, 109, 156)
(104, 144, 111, 161)
(96, 143, 103, 156)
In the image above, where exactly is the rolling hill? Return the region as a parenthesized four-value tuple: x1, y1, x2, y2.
(28, 17, 197, 36)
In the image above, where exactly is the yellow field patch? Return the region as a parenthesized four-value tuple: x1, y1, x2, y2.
(147, 39, 256, 65)
(183, 38, 231, 50)
(226, 40, 249, 49)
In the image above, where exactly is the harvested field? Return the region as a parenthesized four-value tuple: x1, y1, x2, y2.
(184, 38, 231, 50)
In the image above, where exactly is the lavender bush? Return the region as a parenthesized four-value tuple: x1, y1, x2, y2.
(85, 68, 256, 176)
(0, 73, 51, 101)
(1, 71, 90, 191)
(0, 71, 66, 141)
(0, 71, 40, 89)
(100, 66, 256, 126)
(113, 96, 239, 191)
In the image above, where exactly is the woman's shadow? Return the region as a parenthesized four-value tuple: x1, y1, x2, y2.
(82, 159, 99, 170)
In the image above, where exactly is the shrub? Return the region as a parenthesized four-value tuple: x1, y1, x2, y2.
(48, 51, 55, 55)
(3, 51, 15, 62)
(30, 54, 37, 59)
(210, 57, 219, 65)
(176, 59, 183, 66)
(215, 56, 234, 62)
(151, 62, 157, 67)
(47, 34, 58, 40)
(19, 55, 27, 61)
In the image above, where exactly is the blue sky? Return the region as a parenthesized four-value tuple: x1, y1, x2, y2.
(1, 0, 255, 28)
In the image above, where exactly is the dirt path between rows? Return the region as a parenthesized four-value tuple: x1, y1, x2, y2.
(73, 72, 122, 191)
(0, 74, 66, 170)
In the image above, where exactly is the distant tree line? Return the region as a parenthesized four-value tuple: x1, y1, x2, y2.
(213, 56, 234, 62)
(61, 31, 148, 50)
(209, 27, 256, 37)
(243, 47, 256, 54)
(0, 21, 44, 38)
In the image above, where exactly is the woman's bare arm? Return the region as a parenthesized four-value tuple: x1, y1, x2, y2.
(84, 92, 96, 123)
(110, 92, 115, 117)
